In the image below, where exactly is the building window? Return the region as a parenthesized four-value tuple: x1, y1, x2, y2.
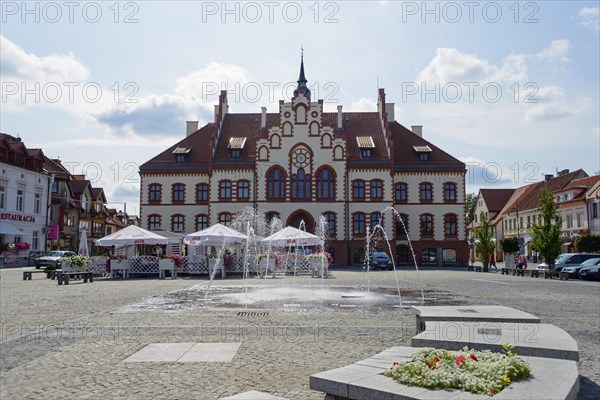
(219, 181, 232, 200)
(360, 148, 373, 158)
(229, 149, 242, 159)
(196, 184, 208, 202)
(0, 186, 5, 209)
(396, 246, 409, 263)
(34, 193, 41, 214)
(175, 154, 187, 163)
(323, 212, 336, 235)
(566, 215, 574, 228)
(352, 181, 365, 200)
(16, 190, 24, 211)
(291, 168, 311, 200)
(148, 214, 161, 231)
(172, 184, 185, 202)
(395, 214, 408, 237)
(443, 183, 457, 202)
(317, 168, 335, 200)
(577, 213, 584, 227)
(172, 214, 185, 232)
(444, 214, 458, 237)
(370, 180, 383, 199)
(218, 212, 232, 227)
(593, 203, 599, 219)
(266, 212, 280, 224)
(422, 248, 437, 264)
(420, 214, 434, 237)
(370, 212, 382, 230)
(32, 231, 39, 250)
(395, 183, 407, 202)
(352, 213, 366, 235)
(418, 153, 429, 161)
(267, 168, 286, 200)
(65, 213, 73, 227)
(93, 222, 102, 237)
(51, 181, 58, 193)
(149, 184, 162, 202)
(195, 214, 208, 231)
(237, 180, 250, 200)
(419, 183, 432, 202)
(443, 249, 457, 264)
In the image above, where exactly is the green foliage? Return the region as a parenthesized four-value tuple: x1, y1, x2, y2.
(500, 237, 519, 254)
(575, 235, 600, 252)
(529, 189, 562, 267)
(44, 265, 56, 271)
(466, 193, 477, 226)
(475, 212, 495, 267)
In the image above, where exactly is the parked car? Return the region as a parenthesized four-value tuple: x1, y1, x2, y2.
(369, 251, 393, 270)
(562, 258, 600, 279)
(27, 250, 46, 266)
(536, 253, 600, 275)
(579, 264, 600, 280)
(34, 251, 77, 269)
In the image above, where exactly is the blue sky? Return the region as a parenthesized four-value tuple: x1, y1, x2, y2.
(1, 1, 599, 215)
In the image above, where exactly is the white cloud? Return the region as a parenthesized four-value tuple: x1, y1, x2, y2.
(350, 97, 377, 112)
(536, 39, 571, 63)
(578, 7, 599, 31)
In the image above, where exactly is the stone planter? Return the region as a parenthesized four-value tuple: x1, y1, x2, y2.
(159, 259, 177, 279)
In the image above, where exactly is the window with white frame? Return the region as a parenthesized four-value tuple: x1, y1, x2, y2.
(16, 190, 24, 211)
(0, 186, 5, 209)
(577, 213, 584, 227)
(34, 193, 41, 214)
(566, 215, 573, 228)
(32, 231, 39, 250)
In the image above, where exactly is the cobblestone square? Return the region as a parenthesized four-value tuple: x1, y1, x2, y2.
(1, 268, 598, 399)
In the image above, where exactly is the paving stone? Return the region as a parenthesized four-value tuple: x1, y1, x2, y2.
(179, 342, 241, 363)
(221, 390, 287, 399)
(123, 342, 195, 362)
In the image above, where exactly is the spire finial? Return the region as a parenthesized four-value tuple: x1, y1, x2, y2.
(294, 48, 311, 100)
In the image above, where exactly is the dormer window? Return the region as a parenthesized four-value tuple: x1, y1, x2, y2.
(357, 136, 375, 159)
(228, 137, 246, 159)
(414, 145, 432, 161)
(172, 147, 191, 163)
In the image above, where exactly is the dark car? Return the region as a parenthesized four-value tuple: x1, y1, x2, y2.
(562, 258, 600, 279)
(538, 253, 600, 275)
(369, 251, 393, 270)
(579, 264, 600, 280)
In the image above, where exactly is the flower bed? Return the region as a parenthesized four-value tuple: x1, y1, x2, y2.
(384, 344, 531, 396)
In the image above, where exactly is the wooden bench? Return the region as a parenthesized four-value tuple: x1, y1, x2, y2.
(57, 272, 94, 285)
(475, 266, 482, 272)
(530, 270, 540, 278)
(501, 268, 510, 275)
(22, 270, 48, 280)
(513, 269, 525, 277)
(544, 271, 554, 279)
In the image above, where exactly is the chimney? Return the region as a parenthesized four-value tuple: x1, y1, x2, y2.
(545, 174, 553, 181)
(214, 105, 219, 125)
(385, 103, 395, 122)
(261, 107, 267, 129)
(186, 121, 199, 136)
(337, 105, 343, 129)
(411, 125, 423, 137)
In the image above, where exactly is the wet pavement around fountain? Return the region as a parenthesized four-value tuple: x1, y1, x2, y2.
(1, 267, 599, 399)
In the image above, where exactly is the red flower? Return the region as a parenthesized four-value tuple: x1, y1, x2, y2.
(455, 355, 466, 366)
(434, 357, 440, 363)
(487, 389, 495, 396)
(392, 362, 398, 366)
(470, 354, 478, 362)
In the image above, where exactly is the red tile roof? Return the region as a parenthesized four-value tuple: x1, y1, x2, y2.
(388, 122, 465, 169)
(480, 189, 516, 213)
(43, 157, 72, 180)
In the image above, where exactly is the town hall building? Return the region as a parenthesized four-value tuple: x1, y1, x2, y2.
(139, 58, 468, 266)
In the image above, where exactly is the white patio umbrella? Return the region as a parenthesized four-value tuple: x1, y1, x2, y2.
(0, 221, 23, 235)
(95, 225, 169, 246)
(261, 226, 323, 247)
(183, 223, 247, 246)
(78, 229, 89, 256)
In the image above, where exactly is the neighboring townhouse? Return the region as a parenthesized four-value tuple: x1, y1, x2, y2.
(139, 58, 468, 266)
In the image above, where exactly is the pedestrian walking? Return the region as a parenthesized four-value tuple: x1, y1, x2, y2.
(490, 253, 497, 271)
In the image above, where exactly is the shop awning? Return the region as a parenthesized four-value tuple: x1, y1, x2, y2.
(0, 222, 24, 235)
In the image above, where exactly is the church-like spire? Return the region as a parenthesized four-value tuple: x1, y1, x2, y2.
(293, 48, 311, 100)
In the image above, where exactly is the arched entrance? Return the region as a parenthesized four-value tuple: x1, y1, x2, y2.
(286, 210, 315, 233)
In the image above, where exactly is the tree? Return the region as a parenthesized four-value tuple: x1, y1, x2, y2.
(466, 193, 477, 226)
(500, 237, 519, 254)
(475, 211, 495, 269)
(529, 189, 562, 269)
(575, 235, 600, 252)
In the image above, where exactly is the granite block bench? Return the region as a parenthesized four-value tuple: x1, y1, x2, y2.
(22, 270, 49, 280)
(309, 346, 579, 400)
(411, 305, 540, 333)
(411, 321, 579, 361)
(530, 270, 540, 278)
(57, 272, 94, 285)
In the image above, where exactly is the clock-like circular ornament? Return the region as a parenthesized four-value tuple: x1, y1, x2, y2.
(292, 148, 309, 168)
